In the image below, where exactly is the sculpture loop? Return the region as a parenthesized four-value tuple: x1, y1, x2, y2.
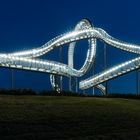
(0, 19, 140, 94)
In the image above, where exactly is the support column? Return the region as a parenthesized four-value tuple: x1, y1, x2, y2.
(92, 64, 95, 95)
(75, 77, 78, 93)
(136, 69, 139, 96)
(59, 47, 62, 91)
(69, 76, 72, 92)
(104, 43, 108, 95)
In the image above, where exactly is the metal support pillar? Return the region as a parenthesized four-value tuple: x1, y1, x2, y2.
(136, 69, 139, 96)
(54, 75, 57, 92)
(104, 43, 108, 95)
(75, 77, 78, 93)
(92, 64, 95, 95)
(136, 53, 139, 96)
(59, 47, 62, 91)
(69, 76, 72, 92)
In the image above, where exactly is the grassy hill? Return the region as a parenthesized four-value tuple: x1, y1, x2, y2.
(0, 95, 140, 139)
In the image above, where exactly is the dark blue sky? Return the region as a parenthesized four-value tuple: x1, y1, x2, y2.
(0, 0, 140, 94)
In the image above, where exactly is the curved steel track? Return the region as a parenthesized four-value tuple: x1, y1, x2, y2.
(0, 19, 140, 94)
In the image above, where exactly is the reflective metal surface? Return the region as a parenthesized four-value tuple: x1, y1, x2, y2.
(0, 19, 140, 93)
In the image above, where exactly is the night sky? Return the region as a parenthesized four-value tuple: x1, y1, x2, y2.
(0, 0, 140, 94)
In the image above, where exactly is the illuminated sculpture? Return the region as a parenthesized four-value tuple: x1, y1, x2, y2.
(0, 19, 140, 94)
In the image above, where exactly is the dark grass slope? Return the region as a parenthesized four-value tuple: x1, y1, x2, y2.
(1, 89, 140, 99)
(0, 95, 140, 139)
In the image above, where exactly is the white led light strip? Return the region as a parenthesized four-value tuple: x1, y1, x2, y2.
(0, 19, 140, 94)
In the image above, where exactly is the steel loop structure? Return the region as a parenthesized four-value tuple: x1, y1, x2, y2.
(0, 19, 140, 94)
